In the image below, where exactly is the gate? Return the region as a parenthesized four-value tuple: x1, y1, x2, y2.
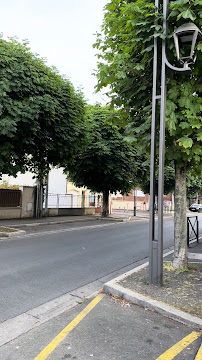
(0, 189, 21, 207)
(187, 216, 199, 247)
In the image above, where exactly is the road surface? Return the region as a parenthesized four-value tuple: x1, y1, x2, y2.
(0, 216, 201, 323)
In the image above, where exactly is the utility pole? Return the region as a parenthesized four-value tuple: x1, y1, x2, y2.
(149, 0, 195, 285)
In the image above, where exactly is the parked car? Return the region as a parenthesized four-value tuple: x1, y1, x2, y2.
(189, 204, 202, 212)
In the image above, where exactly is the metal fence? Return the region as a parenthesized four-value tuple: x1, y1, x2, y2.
(47, 194, 78, 208)
(187, 216, 199, 247)
(0, 189, 21, 207)
(46, 194, 102, 209)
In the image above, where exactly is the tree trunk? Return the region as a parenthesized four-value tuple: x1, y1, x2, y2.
(39, 181, 44, 218)
(44, 174, 49, 217)
(102, 189, 109, 217)
(35, 180, 44, 218)
(173, 165, 188, 269)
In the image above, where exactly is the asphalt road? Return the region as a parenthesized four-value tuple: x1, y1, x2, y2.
(0, 217, 201, 324)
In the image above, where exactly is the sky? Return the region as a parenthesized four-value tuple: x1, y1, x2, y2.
(1, 0, 109, 186)
(0, 0, 108, 105)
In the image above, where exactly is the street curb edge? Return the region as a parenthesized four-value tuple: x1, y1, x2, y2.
(103, 282, 202, 330)
(103, 249, 202, 330)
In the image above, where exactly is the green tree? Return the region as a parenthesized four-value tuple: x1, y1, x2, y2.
(94, 0, 202, 268)
(68, 105, 143, 217)
(0, 37, 85, 180)
(187, 173, 202, 203)
(140, 165, 175, 196)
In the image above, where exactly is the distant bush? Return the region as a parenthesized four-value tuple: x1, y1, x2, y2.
(0, 180, 19, 190)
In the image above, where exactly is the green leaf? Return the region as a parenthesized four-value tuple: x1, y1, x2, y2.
(177, 9, 196, 21)
(192, 145, 201, 155)
(179, 122, 190, 129)
(197, 43, 202, 51)
(170, 0, 189, 5)
(178, 137, 193, 148)
(134, 64, 145, 71)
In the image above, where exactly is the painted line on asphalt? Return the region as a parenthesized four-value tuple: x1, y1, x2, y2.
(34, 293, 104, 360)
(155, 331, 201, 360)
(195, 343, 202, 360)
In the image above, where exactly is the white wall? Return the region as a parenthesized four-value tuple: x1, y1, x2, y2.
(1, 168, 67, 194)
(48, 168, 67, 194)
(1, 173, 36, 186)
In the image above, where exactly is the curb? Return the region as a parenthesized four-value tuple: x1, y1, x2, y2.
(103, 251, 202, 330)
(0, 282, 101, 347)
(1, 217, 124, 229)
(0, 214, 175, 228)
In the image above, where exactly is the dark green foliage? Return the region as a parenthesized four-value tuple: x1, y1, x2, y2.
(0, 37, 85, 179)
(94, 0, 201, 264)
(187, 173, 202, 200)
(68, 105, 142, 195)
(140, 165, 175, 196)
(94, 0, 202, 170)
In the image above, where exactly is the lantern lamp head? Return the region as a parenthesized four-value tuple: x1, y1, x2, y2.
(174, 22, 202, 67)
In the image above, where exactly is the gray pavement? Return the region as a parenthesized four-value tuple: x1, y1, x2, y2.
(0, 212, 201, 359)
(104, 249, 202, 330)
(0, 209, 199, 229)
(0, 294, 201, 360)
(0, 215, 108, 227)
(0, 212, 150, 230)
(0, 218, 176, 323)
(0, 243, 201, 359)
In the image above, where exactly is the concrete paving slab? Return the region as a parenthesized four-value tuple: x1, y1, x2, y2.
(0, 295, 201, 360)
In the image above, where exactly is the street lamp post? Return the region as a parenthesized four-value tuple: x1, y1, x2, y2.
(149, 0, 201, 286)
(174, 23, 202, 66)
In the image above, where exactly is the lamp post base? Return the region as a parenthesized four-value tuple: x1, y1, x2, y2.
(134, 206, 136, 216)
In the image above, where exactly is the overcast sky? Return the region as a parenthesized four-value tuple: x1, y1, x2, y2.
(1, 0, 108, 104)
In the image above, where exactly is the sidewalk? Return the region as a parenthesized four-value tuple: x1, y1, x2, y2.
(0, 212, 150, 229)
(101, 242, 202, 359)
(0, 215, 117, 228)
(0, 209, 198, 228)
(104, 242, 202, 330)
(0, 253, 201, 359)
(1, 291, 201, 360)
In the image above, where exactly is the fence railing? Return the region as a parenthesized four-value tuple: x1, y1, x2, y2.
(187, 216, 199, 247)
(0, 189, 21, 207)
(46, 194, 103, 209)
(47, 194, 78, 208)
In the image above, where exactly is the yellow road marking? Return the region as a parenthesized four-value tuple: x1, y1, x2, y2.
(155, 331, 201, 360)
(195, 343, 202, 360)
(35, 293, 104, 360)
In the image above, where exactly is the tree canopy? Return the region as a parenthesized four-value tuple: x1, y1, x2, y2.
(94, 0, 202, 268)
(68, 105, 144, 216)
(140, 165, 175, 196)
(187, 172, 202, 201)
(94, 0, 202, 170)
(0, 37, 85, 179)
